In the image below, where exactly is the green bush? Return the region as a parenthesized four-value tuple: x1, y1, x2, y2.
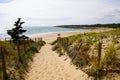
(73, 57, 88, 67)
(56, 46, 64, 57)
(38, 41, 46, 46)
(51, 40, 57, 45)
(28, 46, 38, 53)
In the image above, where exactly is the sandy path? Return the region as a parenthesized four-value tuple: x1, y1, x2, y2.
(26, 43, 88, 80)
(26, 31, 99, 80)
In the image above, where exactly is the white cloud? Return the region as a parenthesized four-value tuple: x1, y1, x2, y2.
(0, 0, 120, 27)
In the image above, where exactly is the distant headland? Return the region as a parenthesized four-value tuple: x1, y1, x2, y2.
(55, 23, 120, 29)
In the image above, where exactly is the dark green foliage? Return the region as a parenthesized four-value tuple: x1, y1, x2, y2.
(73, 56, 88, 67)
(7, 18, 27, 42)
(51, 40, 57, 45)
(7, 18, 28, 63)
(56, 46, 63, 57)
(57, 23, 120, 28)
(37, 41, 46, 49)
(88, 65, 105, 79)
(28, 45, 38, 53)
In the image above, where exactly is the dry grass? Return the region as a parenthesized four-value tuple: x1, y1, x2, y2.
(52, 29, 120, 80)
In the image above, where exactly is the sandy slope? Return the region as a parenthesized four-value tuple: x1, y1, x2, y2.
(26, 32, 89, 80)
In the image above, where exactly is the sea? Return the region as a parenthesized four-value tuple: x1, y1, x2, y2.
(0, 26, 89, 39)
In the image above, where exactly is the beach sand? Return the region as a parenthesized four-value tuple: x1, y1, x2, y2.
(26, 28, 112, 80)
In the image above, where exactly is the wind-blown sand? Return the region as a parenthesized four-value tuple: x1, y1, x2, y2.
(26, 28, 112, 80)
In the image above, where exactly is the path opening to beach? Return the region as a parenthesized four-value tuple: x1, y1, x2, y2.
(26, 32, 89, 80)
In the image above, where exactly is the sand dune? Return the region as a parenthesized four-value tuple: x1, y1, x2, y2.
(26, 32, 90, 80)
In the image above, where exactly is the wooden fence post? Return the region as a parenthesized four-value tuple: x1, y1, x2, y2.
(0, 47, 8, 80)
(17, 40, 20, 61)
(98, 42, 102, 68)
(5, 38, 6, 42)
(72, 40, 83, 61)
(23, 39, 26, 52)
(96, 41, 102, 80)
(35, 38, 36, 42)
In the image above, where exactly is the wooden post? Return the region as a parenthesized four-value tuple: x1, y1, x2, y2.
(98, 42, 102, 68)
(23, 40, 26, 52)
(38, 37, 42, 42)
(17, 40, 20, 60)
(57, 36, 61, 45)
(35, 38, 36, 42)
(0, 47, 8, 80)
(5, 38, 6, 42)
(10, 39, 12, 46)
(72, 40, 83, 61)
(96, 42, 102, 80)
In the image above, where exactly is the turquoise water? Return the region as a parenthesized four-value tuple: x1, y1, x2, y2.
(24, 26, 88, 36)
(0, 26, 88, 39)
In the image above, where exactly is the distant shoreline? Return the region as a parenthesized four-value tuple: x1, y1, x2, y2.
(55, 23, 120, 29)
(30, 27, 112, 43)
(28, 29, 89, 38)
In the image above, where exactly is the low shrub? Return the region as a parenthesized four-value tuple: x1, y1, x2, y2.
(51, 40, 57, 45)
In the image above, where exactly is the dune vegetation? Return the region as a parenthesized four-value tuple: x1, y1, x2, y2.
(0, 18, 46, 80)
(0, 39, 45, 80)
(52, 29, 120, 80)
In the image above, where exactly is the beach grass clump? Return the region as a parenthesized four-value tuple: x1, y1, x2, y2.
(73, 43, 90, 67)
(73, 52, 89, 67)
(73, 57, 87, 67)
(102, 43, 117, 69)
(67, 35, 78, 46)
(51, 40, 57, 45)
(52, 37, 69, 56)
(88, 42, 118, 79)
(0, 39, 45, 80)
(38, 40, 46, 47)
(56, 46, 64, 57)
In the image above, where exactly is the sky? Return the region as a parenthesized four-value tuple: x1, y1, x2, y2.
(0, 0, 120, 28)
